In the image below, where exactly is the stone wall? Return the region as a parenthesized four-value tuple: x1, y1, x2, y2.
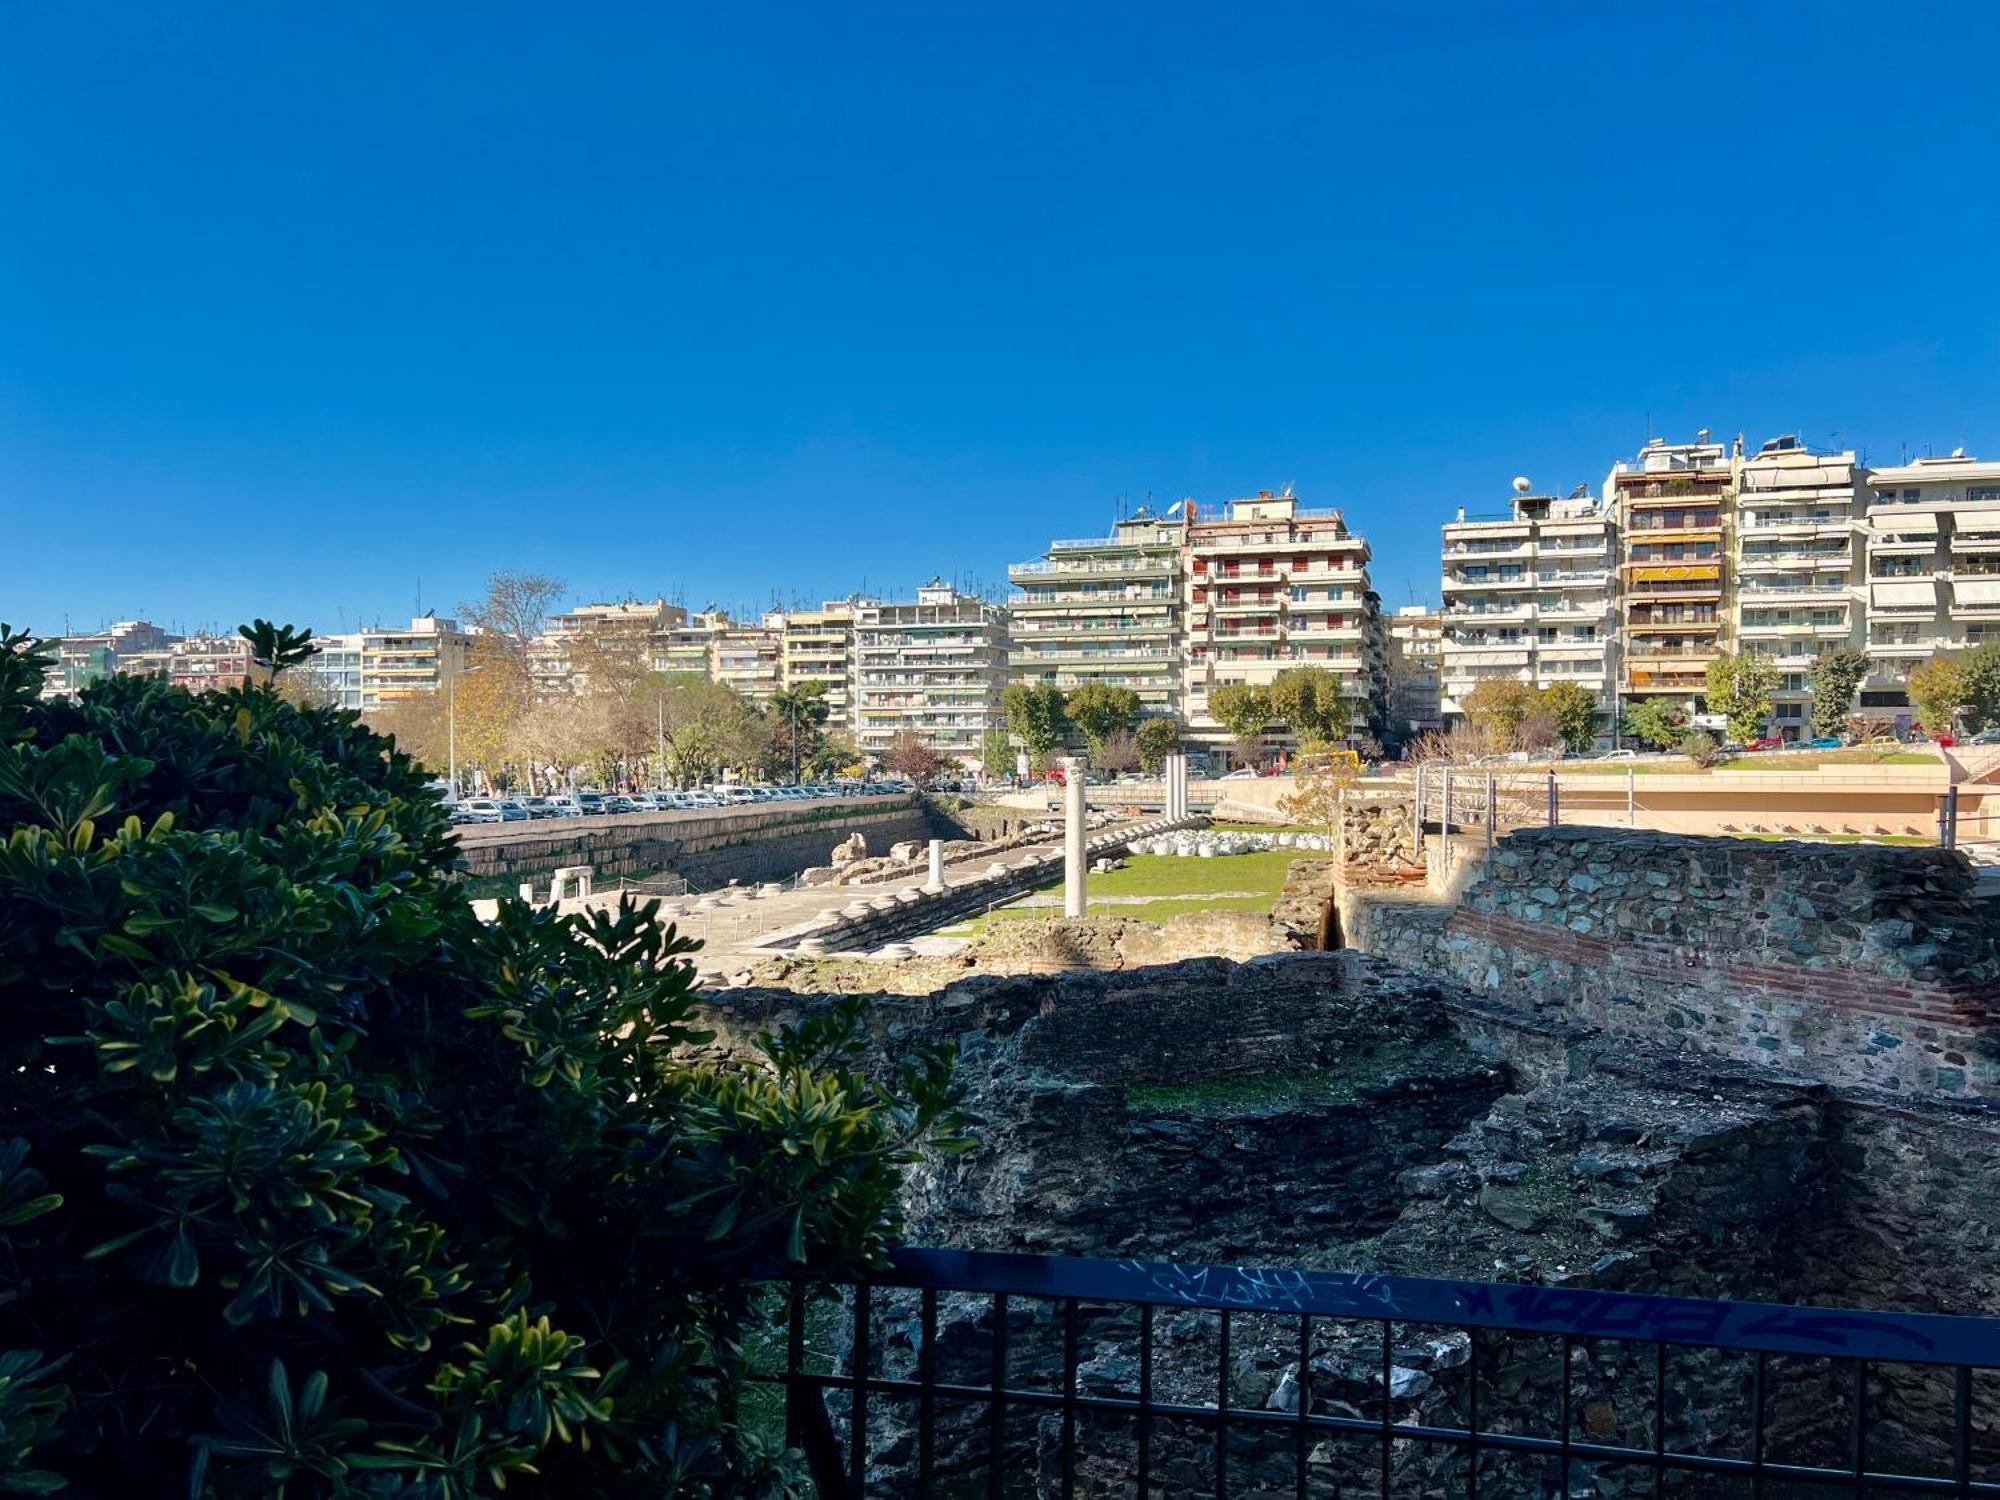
(451, 800, 934, 890)
(1347, 827, 2000, 1099)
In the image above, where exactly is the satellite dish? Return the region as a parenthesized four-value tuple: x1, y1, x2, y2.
(1512, 476, 1532, 494)
(1953, 447, 1967, 458)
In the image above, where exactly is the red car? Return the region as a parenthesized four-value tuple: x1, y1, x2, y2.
(1746, 737, 1783, 752)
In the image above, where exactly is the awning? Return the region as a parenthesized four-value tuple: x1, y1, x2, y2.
(1872, 510, 1940, 535)
(1954, 510, 2000, 536)
(1630, 564, 1721, 582)
(1871, 580, 1938, 608)
(1953, 578, 2000, 606)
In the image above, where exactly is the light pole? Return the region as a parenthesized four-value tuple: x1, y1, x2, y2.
(446, 664, 486, 798)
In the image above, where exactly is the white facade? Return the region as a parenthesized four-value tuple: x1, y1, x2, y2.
(1862, 452, 2000, 719)
(1734, 437, 1865, 737)
(1439, 487, 1617, 721)
(851, 582, 1010, 764)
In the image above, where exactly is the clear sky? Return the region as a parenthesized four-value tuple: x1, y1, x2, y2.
(5, 2, 1999, 635)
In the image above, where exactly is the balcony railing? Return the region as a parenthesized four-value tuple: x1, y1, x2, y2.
(760, 1246, 2000, 1498)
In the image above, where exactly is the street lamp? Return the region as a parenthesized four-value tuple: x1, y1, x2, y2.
(446, 664, 486, 798)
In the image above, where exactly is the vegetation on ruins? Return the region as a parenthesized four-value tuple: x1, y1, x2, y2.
(1808, 645, 1869, 738)
(1704, 652, 1779, 744)
(1061, 683, 1141, 758)
(0, 621, 967, 1496)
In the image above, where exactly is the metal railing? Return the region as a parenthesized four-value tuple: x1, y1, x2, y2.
(762, 1246, 2000, 1497)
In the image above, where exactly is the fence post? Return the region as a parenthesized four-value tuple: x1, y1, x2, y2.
(1546, 769, 1558, 828)
(1413, 764, 1426, 854)
(1627, 767, 1636, 828)
(1441, 768, 1453, 838)
(1941, 783, 1960, 849)
(1484, 774, 1496, 851)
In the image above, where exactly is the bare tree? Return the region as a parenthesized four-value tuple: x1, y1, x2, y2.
(458, 572, 567, 664)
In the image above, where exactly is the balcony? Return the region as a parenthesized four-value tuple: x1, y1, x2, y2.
(1442, 574, 1535, 594)
(1442, 540, 1534, 560)
(1008, 557, 1176, 579)
(1211, 596, 1284, 615)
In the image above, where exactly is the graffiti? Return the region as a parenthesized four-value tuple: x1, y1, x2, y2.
(1117, 1260, 1410, 1317)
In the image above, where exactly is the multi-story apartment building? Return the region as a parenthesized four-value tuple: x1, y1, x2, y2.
(41, 619, 180, 697)
(769, 600, 860, 728)
(651, 609, 727, 679)
(530, 601, 682, 695)
(851, 581, 1009, 765)
(1439, 483, 1618, 724)
(1861, 451, 2000, 722)
(304, 616, 471, 712)
(1182, 490, 1386, 760)
(1611, 435, 1738, 704)
(1733, 436, 1865, 739)
(1006, 509, 1186, 718)
(167, 635, 253, 692)
(1386, 606, 1445, 735)
(712, 618, 782, 704)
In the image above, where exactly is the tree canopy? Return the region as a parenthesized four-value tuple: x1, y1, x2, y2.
(0, 623, 964, 1495)
(1062, 683, 1141, 757)
(1704, 652, 1778, 743)
(1135, 716, 1181, 772)
(1808, 645, 1869, 738)
(1001, 682, 1069, 767)
(1267, 666, 1350, 744)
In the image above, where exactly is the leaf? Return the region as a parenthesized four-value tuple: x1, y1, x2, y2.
(191, 903, 239, 923)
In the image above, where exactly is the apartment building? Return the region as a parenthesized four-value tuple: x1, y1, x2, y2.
(41, 619, 179, 697)
(1861, 451, 2000, 720)
(652, 609, 728, 679)
(712, 618, 782, 704)
(1386, 606, 1445, 735)
(769, 599, 860, 729)
(1006, 508, 1185, 717)
(309, 615, 473, 712)
(167, 635, 253, 692)
(1439, 483, 1618, 724)
(1183, 490, 1385, 759)
(530, 600, 683, 695)
(1612, 435, 1738, 703)
(851, 581, 1009, 765)
(1733, 436, 1865, 739)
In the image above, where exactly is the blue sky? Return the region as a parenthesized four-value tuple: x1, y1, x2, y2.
(5, 2, 1999, 634)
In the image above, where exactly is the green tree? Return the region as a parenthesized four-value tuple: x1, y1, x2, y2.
(1462, 678, 1537, 748)
(1063, 683, 1141, 758)
(639, 672, 764, 787)
(0, 624, 966, 1495)
(1208, 682, 1272, 767)
(1135, 716, 1181, 773)
(980, 726, 1014, 781)
(1807, 645, 1869, 738)
(1957, 641, 2000, 732)
(1536, 681, 1601, 755)
(1908, 653, 1970, 737)
(1002, 681, 1070, 768)
(1705, 652, 1779, 743)
(1268, 665, 1350, 744)
(1681, 727, 1725, 767)
(768, 680, 831, 784)
(1622, 698, 1689, 750)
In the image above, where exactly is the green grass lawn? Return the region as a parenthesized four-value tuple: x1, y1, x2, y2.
(1736, 832, 1934, 846)
(1559, 747, 1936, 775)
(965, 848, 1299, 931)
(1207, 820, 1318, 834)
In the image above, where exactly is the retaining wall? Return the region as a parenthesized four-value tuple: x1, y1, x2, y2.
(452, 798, 934, 890)
(1346, 827, 2000, 1099)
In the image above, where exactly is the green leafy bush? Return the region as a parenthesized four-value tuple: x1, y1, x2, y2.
(0, 623, 965, 1496)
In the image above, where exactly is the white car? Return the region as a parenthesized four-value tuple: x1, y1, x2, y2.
(1221, 768, 1260, 780)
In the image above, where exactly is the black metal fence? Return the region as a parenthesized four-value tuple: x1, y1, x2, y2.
(762, 1247, 2000, 1498)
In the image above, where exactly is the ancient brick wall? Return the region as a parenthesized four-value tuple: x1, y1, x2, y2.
(1349, 827, 2000, 1099)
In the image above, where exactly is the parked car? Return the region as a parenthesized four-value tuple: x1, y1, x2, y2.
(454, 799, 506, 824)
(1970, 728, 2000, 746)
(575, 793, 609, 815)
(1745, 737, 1783, 752)
(493, 799, 532, 821)
(543, 797, 583, 817)
(1221, 767, 1259, 780)
(1596, 749, 1637, 761)
(600, 795, 639, 814)
(1804, 736, 1844, 750)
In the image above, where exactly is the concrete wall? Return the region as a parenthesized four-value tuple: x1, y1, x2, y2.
(453, 798, 934, 890)
(1347, 827, 2000, 1099)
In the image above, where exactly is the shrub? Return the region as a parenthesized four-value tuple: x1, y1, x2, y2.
(0, 623, 965, 1496)
(1681, 727, 1724, 768)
